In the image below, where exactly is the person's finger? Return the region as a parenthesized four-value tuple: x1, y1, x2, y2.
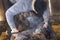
(12, 33, 18, 38)
(43, 24, 48, 28)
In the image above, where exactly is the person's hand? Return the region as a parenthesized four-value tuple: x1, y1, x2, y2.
(11, 28, 19, 37)
(43, 22, 48, 28)
(11, 28, 19, 33)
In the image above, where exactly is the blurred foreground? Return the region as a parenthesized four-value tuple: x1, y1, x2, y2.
(0, 25, 60, 40)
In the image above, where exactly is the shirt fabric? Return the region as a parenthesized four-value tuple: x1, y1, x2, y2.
(6, 0, 49, 32)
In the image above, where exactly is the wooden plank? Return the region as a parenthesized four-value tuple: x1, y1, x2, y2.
(0, 0, 5, 21)
(0, 32, 6, 40)
(51, 0, 60, 15)
(52, 25, 60, 37)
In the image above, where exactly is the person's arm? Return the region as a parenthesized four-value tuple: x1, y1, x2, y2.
(5, 0, 32, 33)
(43, 7, 50, 28)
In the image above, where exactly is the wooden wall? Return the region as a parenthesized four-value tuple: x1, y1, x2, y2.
(50, 0, 60, 20)
(0, 0, 5, 21)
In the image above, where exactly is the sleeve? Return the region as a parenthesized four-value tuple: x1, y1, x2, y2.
(43, 7, 50, 23)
